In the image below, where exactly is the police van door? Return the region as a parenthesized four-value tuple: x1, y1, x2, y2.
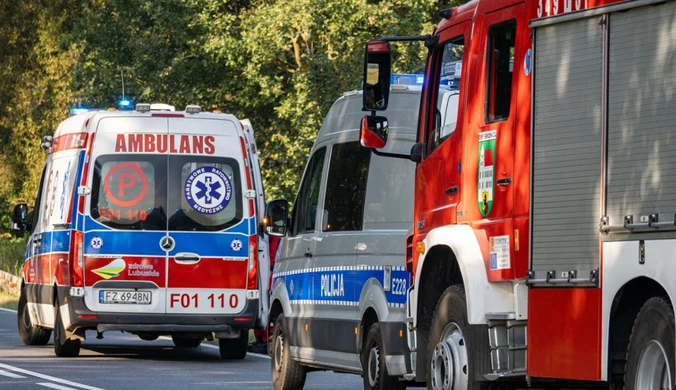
(84, 117, 169, 314)
(165, 117, 249, 315)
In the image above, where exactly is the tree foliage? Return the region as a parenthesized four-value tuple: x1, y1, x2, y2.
(0, 0, 465, 231)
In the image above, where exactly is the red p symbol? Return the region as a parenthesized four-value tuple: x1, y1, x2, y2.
(118, 172, 137, 197)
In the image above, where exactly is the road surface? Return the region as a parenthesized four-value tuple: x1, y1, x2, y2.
(0, 308, 363, 390)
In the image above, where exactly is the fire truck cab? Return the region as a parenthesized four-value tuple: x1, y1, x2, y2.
(360, 0, 676, 388)
(12, 104, 269, 359)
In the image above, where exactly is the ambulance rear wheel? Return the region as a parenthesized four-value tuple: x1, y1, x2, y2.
(363, 323, 406, 390)
(271, 314, 306, 390)
(219, 330, 247, 359)
(17, 290, 51, 345)
(427, 285, 486, 390)
(624, 297, 675, 390)
(53, 301, 81, 357)
(172, 335, 202, 348)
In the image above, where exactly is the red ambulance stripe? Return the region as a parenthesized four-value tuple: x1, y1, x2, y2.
(51, 132, 88, 153)
(167, 258, 247, 289)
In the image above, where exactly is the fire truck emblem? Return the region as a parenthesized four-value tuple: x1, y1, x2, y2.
(478, 130, 496, 217)
(184, 166, 232, 215)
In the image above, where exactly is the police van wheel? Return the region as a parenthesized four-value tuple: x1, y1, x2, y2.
(271, 314, 306, 390)
(17, 290, 51, 346)
(53, 301, 81, 357)
(427, 285, 486, 390)
(172, 335, 202, 348)
(363, 323, 405, 390)
(624, 297, 675, 390)
(219, 331, 247, 359)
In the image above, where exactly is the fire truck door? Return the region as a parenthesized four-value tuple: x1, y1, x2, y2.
(472, 4, 525, 278)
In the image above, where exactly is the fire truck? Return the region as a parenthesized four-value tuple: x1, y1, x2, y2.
(359, 0, 676, 388)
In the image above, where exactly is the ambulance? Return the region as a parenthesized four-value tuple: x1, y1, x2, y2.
(11, 103, 270, 358)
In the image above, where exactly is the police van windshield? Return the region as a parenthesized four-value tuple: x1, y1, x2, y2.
(90, 155, 242, 232)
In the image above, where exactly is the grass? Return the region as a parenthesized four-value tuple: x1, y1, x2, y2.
(0, 291, 18, 310)
(0, 234, 27, 276)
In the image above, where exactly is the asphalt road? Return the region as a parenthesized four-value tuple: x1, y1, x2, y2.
(0, 308, 363, 390)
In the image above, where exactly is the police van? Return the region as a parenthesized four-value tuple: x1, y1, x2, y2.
(11, 103, 270, 358)
(264, 83, 433, 390)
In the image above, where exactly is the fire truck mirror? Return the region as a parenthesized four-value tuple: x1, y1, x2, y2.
(363, 40, 391, 111)
(11, 203, 29, 231)
(360, 115, 389, 150)
(264, 199, 289, 237)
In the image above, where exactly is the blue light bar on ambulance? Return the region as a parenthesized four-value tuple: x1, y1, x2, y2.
(391, 73, 425, 86)
(69, 107, 90, 116)
(118, 99, 132, 109)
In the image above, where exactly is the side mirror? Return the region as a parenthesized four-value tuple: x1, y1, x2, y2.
(264, 199, 289, 237)
(11, 203, 29, 232)
(410, 142, 424, 163)
(360, 115, 389, 149)
(363, 40, 392, 112)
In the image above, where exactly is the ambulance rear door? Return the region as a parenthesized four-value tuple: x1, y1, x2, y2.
(83, 116, 169, 314)
(165, 117, 251, 315)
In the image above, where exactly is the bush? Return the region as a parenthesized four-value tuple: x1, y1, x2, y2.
(0, 233, 28, 276)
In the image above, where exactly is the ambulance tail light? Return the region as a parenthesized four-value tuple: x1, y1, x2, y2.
(247, 236, 258, 292)
(71, 231, 84, 287)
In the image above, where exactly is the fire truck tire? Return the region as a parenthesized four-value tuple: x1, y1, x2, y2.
(17, 290, 51, 346)
(218, 330, 247, 359)
(53, 301, 81, 357)
(171, 335, 202, 348)
(624, 297, 675, 390)
(271, 314, 306, 390)
(427, 285, 487, 390)
(362, 323, 406, 390)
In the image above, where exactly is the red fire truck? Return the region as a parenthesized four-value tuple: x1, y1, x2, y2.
(359, 0, 676, 388)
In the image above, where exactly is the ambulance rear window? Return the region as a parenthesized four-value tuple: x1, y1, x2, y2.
(168, 156, 243, 232)
(90, 156, 166, 230)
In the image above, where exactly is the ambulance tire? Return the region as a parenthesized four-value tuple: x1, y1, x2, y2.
(427, 285, 487, 390)
(171, 335, 202, 348)
(218, 331, 247, 359)
(362, 323, 406, 390)
(271, 314, 306, 390)
(53, 301, 81, 357)
(624, 297, 675, 390)
(17, 290, 51, 346)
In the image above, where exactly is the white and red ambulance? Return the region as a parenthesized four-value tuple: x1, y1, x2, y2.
(11, 103, 269, 358)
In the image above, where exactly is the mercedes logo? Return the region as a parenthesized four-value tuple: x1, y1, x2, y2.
(160, 236, 175, 251)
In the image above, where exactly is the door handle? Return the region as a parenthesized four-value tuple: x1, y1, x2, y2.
(445, 186, 459, 196)
(174, 252, 200, 263)
(497, 177, 512, 186)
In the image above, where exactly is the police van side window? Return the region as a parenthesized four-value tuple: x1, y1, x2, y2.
(292, 147, 326, 236)
(322, 142, 371, 232)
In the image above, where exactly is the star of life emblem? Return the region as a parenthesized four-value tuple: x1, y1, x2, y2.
(184, 166, 232, 214)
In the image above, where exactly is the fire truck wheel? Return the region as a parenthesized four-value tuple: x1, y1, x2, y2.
(17, 289, 51, 346)
(362, 323, 406, 390)
(427, 285, 486, 390)
(218, 330, 247, 359)
(53, 301, 81, 357)
(171, 335, 202, 348)
(624, 297, 675, 390)
(271, 314, 306, 390)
